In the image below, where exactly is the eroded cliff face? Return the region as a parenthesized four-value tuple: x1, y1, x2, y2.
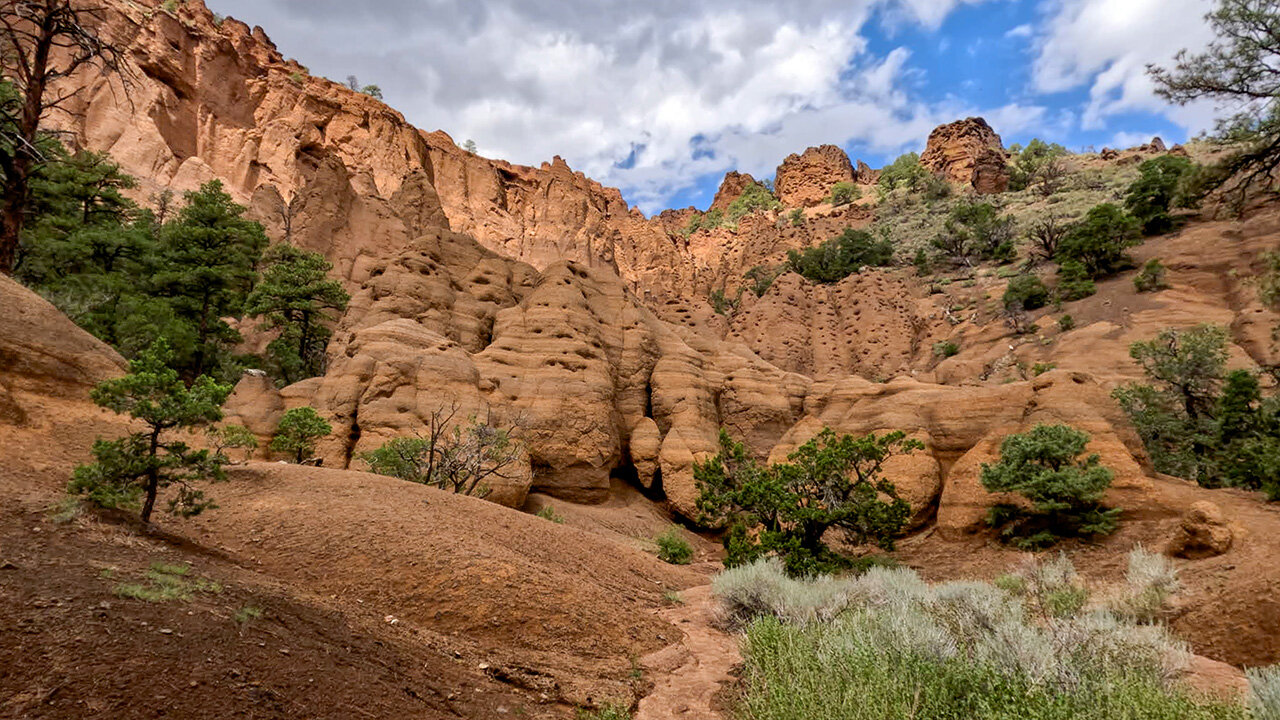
(36, 0, 1280, 534)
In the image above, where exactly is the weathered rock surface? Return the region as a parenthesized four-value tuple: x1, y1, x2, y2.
(774, 144, 856, 207)
(1166, 501, 1235, 559)
(709, 171, 759, 213)
(0, 276, 125, 405)
(920, 117, 1009, 194)
(42, 0, 1280, 547)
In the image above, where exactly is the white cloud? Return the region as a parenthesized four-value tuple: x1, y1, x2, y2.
(208, 0, 1036, 213)
(1004, 23, 1032, 39)
(1031, 0, 1219, 132)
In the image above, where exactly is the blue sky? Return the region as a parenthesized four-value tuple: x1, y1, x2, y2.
(209, 0, 1220, 214)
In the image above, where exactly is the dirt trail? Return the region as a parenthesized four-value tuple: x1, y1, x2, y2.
(636, 584, 740, 720)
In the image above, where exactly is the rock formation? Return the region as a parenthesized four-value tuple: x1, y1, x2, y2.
(709, 171, 759, 213)
(37, 0, 1280, 547)
(920, 117, 1009, 194)
(774, 144, 856, 207)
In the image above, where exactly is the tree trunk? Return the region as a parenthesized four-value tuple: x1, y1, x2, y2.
(0, 7, 56, 275)
(140, 429, 162, 523)
(0, 181, 26, 274)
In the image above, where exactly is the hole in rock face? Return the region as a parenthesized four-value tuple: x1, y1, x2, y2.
(611, 460, 665, 502)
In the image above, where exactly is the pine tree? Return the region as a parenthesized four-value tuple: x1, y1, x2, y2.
(69, 338, 232, 523)
(1149, 0, 1280, 206)
(981, 424, 1120, 549)
(152, 180, 267, 378)
(245, 243, 349, 384)
(695, 427, 919, 576)
(270, 407, 332, 463)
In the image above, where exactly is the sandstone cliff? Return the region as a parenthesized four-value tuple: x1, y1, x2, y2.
(38, 0, 1280, 536)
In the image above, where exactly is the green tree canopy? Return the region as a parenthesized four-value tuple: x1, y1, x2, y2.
(727, 182, 781, 222)
(695, 427, 919, 576)
(153, 180, 268, 378)
(1003, 274, 1050, 311)
(1124, 155, 1195, 235)
(69, 338, 232, 522)
(828, 181, 860, 206)
(246, 243, 349, 385)
(878, 152, 928, 192)
(1008, 138, 1068, 193)
(1055, 203, 1142, 277)
(1113, 325, 1231, 486)
(786, 228, 893, 284)
(1149, 0, 1280, 206)
(270, 406, 332, 463)
(980, 424, 1120, 549)
(932, 201, 1017, 265)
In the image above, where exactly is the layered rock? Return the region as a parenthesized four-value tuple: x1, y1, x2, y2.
(920, 117, 1009, 194)
(774, 144, 856, 207)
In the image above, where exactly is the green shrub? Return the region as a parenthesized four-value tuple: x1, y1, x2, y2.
(1125, 156, 1194, 235)
(709, 287, 738, 315)
(576, 705, 631, 720)
(1059, 314, 1076, 331)
(828, 181, 860, 206)
(878, 152, 928, 192)
(234, 605, 263, 624)
(933, 340, 959, 358)
(980, 424, 1121, 549)
(270, 407, 331, 463)
(289, 71, 304, 85)
(695, 428, 919, 577)
(1056, 260, 1097, 301)
(1112, 546, 1180, 624)
(728, 555, 1244, 720)
(728, 183, 780, 222)
(785, 228, 893, 284)
(912, 247, 932, 276)
(743, 265, 780, 297)
(359, 413, 521, 498)
(1003, 274, 1050, 311)
(655, 526, 694, 565)
(788, 208, 804, 226)
(207, 424, 258, 464)
(536, 505, 564, 523)
(1134, 258, 1169, 292)
(933, 201, 1016, 265)
(1032, 362, 1057, 376)
(1056, 204, 1142, 278)
(683, 208, 725, 236)
(1249, 665, 1280, 720)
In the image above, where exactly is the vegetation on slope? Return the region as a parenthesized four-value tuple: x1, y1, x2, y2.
(716, 553, 1257, 720)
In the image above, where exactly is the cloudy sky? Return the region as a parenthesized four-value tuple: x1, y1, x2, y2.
(207, 0, 1221, 213)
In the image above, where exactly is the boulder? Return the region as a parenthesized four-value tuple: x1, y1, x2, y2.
(1165, 501, 1234, 559)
